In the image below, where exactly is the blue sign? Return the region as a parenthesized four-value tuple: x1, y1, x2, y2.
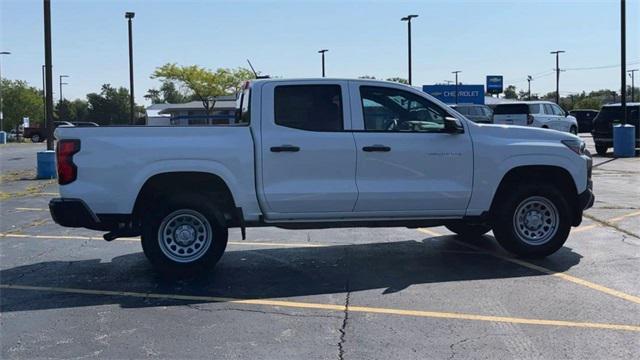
(422, 85, 485, 105)
(486, 75, 503, 94)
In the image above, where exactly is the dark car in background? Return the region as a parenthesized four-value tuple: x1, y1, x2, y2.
(592, 103, 640, 155)
(23, 121, 74, 143)
(450, 104, 493, 123)
(569, 109, 599, 133)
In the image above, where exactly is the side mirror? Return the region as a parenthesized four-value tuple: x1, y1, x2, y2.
(444, 116, 464, 133)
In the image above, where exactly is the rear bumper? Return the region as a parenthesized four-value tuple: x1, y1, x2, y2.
(48, 198, 132, 231)
(49, 198, 100, 229)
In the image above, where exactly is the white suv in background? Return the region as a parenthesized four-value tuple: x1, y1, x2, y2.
(493, 101, 578, 134)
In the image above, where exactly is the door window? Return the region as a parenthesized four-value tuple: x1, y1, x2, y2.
(360, 86, 447, 132)
(274, 85, 343, 131)
(551, 104, 565, 116)
(543, 104, 555, 115)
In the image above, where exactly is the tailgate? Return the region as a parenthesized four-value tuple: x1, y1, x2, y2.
(493, 114, 527, 126)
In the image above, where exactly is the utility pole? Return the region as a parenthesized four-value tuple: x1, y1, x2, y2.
(0, 51, 10, 132)
(125, 12, 135, 125)
(59, 74, 69, 102)
(318, 49, 328, 77)
(527, 75, 532, 100)
(628, 69, 637, 102)
(550, 50, 565, 105)
(42, 65, 47, 124)
(620, 0, 626, 124)
(452, 70, 461, 104)
(44, 0, 54, 150)
(401, 15, 418, 85)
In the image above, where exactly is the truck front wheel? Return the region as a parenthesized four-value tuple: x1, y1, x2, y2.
(492, 184, 571, 258)
(445, 222, 491, 238)
(141, 193, 228, 276)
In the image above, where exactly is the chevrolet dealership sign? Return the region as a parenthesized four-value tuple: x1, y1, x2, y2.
(422, 85, 485, 105)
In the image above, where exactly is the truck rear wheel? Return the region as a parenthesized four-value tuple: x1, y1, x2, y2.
(141, 193, 228, 276)
(492, 183, 571, 258)
(31, 134, 40, 143)
(445, 222, 491, 238)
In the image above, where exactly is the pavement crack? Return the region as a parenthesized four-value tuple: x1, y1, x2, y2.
(582, 213, 640, 239)
(337, 247, 351, 360)
(448, 337, 471, 360)
(185, 303, 340, 319)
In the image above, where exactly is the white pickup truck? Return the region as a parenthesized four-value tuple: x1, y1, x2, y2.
(50, 78, 594, 275)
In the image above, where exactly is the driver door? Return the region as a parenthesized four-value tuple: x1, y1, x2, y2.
(348, 82, 473, 216)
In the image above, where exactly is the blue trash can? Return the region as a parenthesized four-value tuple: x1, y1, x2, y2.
(37, 150, 57, 179)
(613, 124, 636, 158)
(0, 131, 6, 144)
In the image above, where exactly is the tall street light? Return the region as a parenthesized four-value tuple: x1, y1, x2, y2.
(401, 15, 418, 85)
(527, 75, 533, 100)
(318, 49, 328, 77)
(0, 51, 10, 132)
(452, 70, 461, 104)
(125, 12, 135, 125)
(44, 0, 54, 150)
(550, 50, 565, 105)
(59, 74, 69, 102)
(629, 69, 638, 102)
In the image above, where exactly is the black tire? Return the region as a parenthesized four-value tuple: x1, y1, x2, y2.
(445, 222, 491, 238)
(141, 192, 228, 276)
(595, 143, 608, 156)
(569, 126, 577, 135)
(31, 134, 40, 143)
(492, 183, 571, 258)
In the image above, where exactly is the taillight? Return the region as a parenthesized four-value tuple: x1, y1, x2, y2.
(527, 114, 534, 125)
(56, 139, 80, 185)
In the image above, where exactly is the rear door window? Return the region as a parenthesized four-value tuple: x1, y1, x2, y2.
(528, 104, 541, 114)
(274, 85, 343, 131)
(543, 104, 555, 115)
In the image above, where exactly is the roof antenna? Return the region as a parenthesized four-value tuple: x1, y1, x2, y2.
(247, 59, 259, 78)
(247, 59, 270, 79)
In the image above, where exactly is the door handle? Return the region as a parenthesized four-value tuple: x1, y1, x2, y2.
(362, 145, 391, 152)
(270, 145, 300, 152)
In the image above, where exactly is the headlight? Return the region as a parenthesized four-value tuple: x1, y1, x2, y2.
(562, 139, 586, 155)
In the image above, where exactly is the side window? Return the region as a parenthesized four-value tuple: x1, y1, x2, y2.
(360, 86, 446, 132)
(237, 88, 251, 124)
(274, 85, 343, 131)
(543, 104, 555, 115)
(552, 104, 565, 116)
(528, 104, 541, 114)
(482, 107, 493, 117)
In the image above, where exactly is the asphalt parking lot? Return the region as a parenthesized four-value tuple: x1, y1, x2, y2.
(1, 137, 639, 359)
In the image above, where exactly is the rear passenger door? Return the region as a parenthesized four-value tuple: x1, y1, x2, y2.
(259, 81, 358, 216)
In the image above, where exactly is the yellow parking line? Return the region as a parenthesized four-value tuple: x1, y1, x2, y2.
(0, 233, 324, 248)
(416, 228, 640, 305)
(571, 224, 599, 233)
(14, 207, 48, 211)
(608, 210, 640, 223)
(1, 283, 638, 332)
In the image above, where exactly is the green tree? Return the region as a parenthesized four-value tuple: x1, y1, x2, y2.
(386, 77, 409, 85)
(145, 81, 189, 104)
(151, 64, 253, 115)
(86, 84, 133, 125)
(503, 85, 518, 99)
(574, 97, 602, 110)
(55, 99, 89, 122)
(1, 78, 44, 131)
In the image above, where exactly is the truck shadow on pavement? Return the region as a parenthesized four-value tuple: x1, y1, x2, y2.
(0, 235, 582, 313)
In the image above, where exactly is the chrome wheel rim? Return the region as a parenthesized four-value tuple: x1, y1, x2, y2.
(158, 209, 212, 263)
(512, 196, 559, 246)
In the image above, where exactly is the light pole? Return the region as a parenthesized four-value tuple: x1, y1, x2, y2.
(550, 50, 565, 105)
(620, 0, 626, 124)
(44, 0, 54, 150)
(59, 74, 69, 102)
(452, 70, 461, 104)
(318, 49, 328, 77)
(628, 69, 637, 102)
(0, 51, 10, 132)
(401, 15, 418, 85)
(125, 12, 135, 125)
(527, 75, 532, 100)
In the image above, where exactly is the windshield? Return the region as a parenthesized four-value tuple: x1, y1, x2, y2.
(596, 106, 640, 122)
